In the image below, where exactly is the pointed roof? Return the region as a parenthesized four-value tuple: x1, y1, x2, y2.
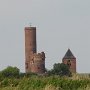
(63, 49, 76, 59)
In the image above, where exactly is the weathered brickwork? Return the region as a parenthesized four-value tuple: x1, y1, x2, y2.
(25, 27, 45, 74)
(30, 52, 45, 74)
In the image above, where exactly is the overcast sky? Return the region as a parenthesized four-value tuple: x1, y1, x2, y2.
(0, 0, 90, 73)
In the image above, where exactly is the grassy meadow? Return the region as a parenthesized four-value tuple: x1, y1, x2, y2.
(0, 73, 90, 90)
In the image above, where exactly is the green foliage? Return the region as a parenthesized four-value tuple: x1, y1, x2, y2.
(1, 66, 20, 78)
(19, 72, 37, 78)
(0, 66, 90, 90)
(0, 75, 90, 90)
(48, 63, 71, 76)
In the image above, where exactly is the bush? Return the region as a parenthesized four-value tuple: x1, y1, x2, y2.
(1, 66, 20, 78)
(47, 63, 71, 76)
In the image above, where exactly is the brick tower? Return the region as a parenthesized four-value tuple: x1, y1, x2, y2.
(25, 27, 45, 74)
(62, 49, 76, 73)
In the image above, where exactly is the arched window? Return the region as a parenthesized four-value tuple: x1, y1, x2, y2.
(67, 60, 71, 67)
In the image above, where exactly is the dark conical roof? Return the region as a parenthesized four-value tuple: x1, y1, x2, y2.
(63, 49, 76, 59)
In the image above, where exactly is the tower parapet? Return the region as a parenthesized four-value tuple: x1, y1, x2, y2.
(30, 52, 45, 74)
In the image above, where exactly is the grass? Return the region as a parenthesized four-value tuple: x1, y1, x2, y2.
(0, 74, 90, 90)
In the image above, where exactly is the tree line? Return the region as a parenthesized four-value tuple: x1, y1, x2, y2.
(0, 63, 71, 78)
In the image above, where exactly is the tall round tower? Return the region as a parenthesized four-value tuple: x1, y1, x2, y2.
(25, 27, 37, 73)
(25, 26, 45, 74)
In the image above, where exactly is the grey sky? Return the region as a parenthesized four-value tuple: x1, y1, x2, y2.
(0, 0, 90, 73)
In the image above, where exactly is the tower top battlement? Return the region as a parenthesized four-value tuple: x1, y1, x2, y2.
(31, 52, 45, 61)
(25, 27, 36, 30)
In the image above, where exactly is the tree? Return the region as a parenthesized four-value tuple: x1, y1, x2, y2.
(48, 63, 71, 76)
(1, 66, 20, 78)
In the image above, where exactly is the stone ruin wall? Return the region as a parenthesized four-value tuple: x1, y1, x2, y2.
(30, 52, 45, 74)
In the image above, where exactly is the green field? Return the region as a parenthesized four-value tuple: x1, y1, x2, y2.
(0, 74, 90, 90)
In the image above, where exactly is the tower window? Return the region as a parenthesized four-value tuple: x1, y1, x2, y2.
(32, 48, 36, 53)
(26, 63, 28, 69)
(38, 67, 40, 69)
(67, 60, 71, 67)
